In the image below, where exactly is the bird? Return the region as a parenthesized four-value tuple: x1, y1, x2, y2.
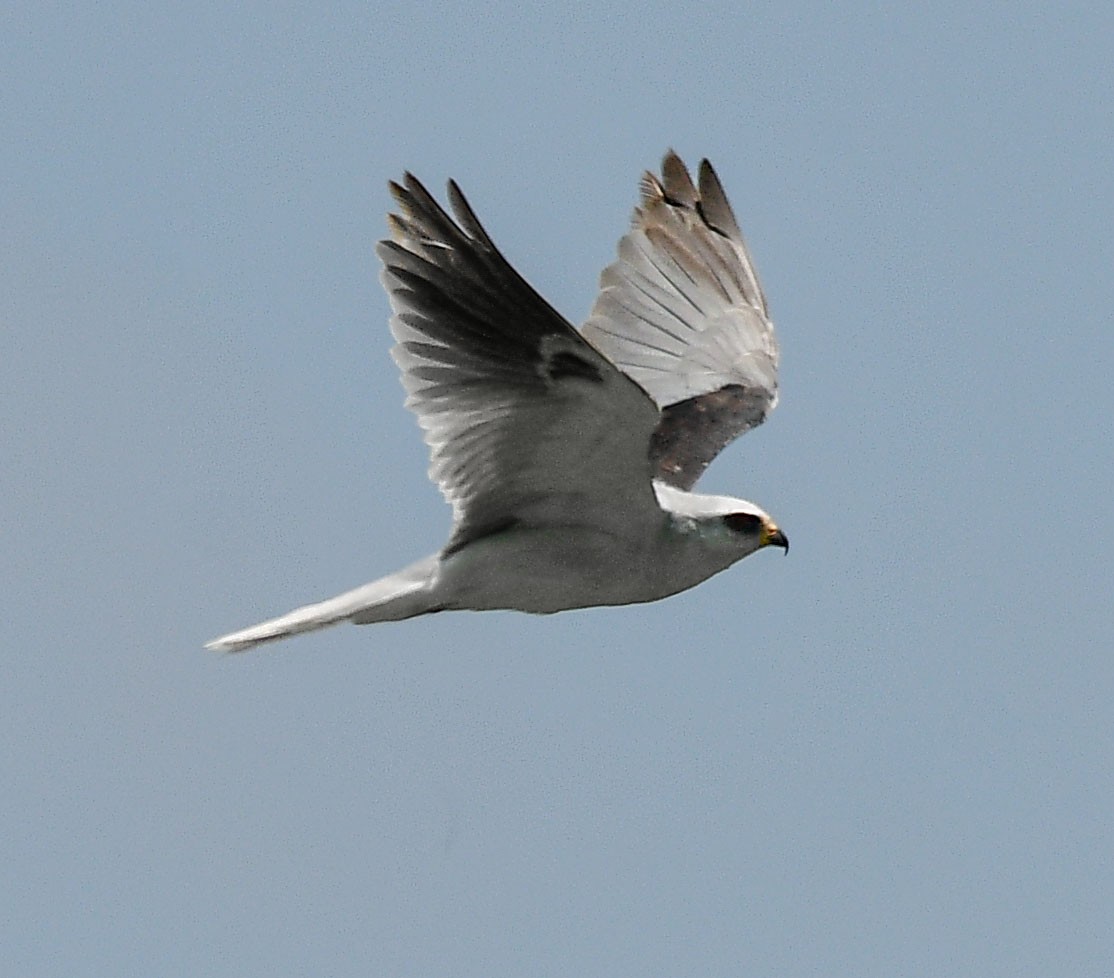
(206, 151, 787, 653)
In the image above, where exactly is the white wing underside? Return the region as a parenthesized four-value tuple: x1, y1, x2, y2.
(582, 152, 779, 489)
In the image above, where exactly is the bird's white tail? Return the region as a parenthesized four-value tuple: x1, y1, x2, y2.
(205, 556, 440, 652)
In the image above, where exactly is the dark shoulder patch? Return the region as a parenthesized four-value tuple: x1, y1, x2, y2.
(542, 350, 604, 384)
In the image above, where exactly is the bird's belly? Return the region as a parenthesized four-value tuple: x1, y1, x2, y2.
(435, 525, 687, 614)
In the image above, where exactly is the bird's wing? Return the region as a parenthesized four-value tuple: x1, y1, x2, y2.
(379, 173, 663, 554)
(580, 151, 778, 491)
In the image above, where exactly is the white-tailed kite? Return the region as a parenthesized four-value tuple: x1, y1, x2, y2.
(207, 151, 786, 652)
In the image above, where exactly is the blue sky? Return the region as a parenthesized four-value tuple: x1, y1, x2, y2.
(3, 2, 1111, 975)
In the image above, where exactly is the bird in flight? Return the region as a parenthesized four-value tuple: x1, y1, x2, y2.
(207, 151, 787, 652)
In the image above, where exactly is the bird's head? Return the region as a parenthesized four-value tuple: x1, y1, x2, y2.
(654, 481, 788, 557)
(719, 509, 789, 554)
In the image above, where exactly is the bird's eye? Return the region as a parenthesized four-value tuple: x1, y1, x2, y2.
(722, 513, 762, 534)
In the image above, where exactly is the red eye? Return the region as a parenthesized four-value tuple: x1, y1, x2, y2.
(722, 513, 762, 533)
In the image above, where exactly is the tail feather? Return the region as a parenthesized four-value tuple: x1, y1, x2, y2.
(205, 556, 440, 653)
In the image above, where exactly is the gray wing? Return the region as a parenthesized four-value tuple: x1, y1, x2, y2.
(379, 173, 663, 554)
(580, 151, 778, 491)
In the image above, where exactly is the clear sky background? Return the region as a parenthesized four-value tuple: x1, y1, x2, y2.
(3, 2, 1111, 976)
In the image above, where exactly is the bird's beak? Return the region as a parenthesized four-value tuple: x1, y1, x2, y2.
(761, 523, 789, 554)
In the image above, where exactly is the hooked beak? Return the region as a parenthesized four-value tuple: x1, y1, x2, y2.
(761, 523, 789, 554)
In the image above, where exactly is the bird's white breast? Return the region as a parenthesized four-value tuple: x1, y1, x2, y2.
(432, 518, 739, 614)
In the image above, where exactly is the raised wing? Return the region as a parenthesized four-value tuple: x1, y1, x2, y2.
(379, 173, 663, 554)
(580, 151, 778, 490)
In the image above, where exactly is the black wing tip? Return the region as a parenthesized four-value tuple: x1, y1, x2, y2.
(695, 159, 742, 240)
(384, 168, 498, 255)
(659, 149, 697, 207)
(382, 171, 482, 264)
(446, 179, 494, 247)
(387, 171, 432, 208)
(640, 151, 742, 243)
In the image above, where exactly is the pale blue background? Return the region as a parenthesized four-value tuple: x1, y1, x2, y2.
(3, 2, 1112, 976)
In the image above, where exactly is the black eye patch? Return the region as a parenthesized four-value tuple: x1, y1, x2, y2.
(722, 512, 763, 534)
